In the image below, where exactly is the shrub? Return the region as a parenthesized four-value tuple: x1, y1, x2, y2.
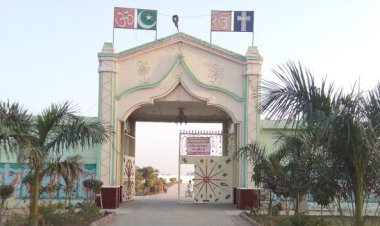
(39, 202, 65, 226)
(280, 213, 332, 226)
(75, 202, 101, 224)
(83, 179, 103, 202)
(4, 212, 28, 226)
(33, 202, 101, 226)
(0, 185, 15, 223)
(169, 177, 177, 182)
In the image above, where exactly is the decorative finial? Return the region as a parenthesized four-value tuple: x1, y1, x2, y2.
(172, 15, 179, 32)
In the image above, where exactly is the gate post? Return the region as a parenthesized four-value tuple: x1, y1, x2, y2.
(98, 43, 117, 185)
(244, 46, 263, 188)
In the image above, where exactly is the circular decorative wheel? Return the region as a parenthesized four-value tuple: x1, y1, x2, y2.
(193, 158, 230, 203)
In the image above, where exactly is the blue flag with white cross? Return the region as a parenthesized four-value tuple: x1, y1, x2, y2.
(233, 11, 254, 32)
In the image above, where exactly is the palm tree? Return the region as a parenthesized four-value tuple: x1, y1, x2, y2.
(47, 154, 84, 209)
(275, 133, 316, 214)
(12, 101, 109, 226)
(261, 61, 380, 226)
(237, 135, 316, 215)
(327, 89, 380, 226)
(138, 166, 158, 194)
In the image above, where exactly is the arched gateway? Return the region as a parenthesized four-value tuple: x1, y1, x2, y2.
(97, 33, 262, 203)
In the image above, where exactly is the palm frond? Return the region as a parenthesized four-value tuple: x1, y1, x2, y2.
(43, 155, 84, 184)
(234, 142, 266, 165)
(260, 61, 340, 127)
(0, 100, 31, 159)
(35, 101, 76, 146)
(46, 118, 110, 152)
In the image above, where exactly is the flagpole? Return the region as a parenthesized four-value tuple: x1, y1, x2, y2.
(210, 11, 213, 44)
(251, 30, 254, 46)
(252, 11, 254, 46)
(113, 28, 115, 45)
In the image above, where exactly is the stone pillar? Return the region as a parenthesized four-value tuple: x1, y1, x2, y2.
(245, 46, 263, 188)
(98, 43, 116, 185)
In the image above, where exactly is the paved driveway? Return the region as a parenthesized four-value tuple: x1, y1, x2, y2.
(104, 184, 251, 226)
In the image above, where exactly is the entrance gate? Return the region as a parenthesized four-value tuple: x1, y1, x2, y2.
(97, 33, 263, 204)
(178, 130, 235, 203)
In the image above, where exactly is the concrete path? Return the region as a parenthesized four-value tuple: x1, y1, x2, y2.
(104, 184, 251, 226)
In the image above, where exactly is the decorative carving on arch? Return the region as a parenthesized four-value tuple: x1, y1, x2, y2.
(137, 60, 151, 84)
(208, 63, 224, 86)
(116, 59, 243, 123)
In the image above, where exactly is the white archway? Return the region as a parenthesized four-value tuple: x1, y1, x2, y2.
(97, 33, 263, 201)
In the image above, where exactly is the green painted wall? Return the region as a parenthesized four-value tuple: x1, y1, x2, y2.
(258, 120, 293, 155)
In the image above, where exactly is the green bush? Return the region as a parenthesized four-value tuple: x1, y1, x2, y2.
(271, 205, 280, 216)
(39, 202, 65, 225)
(83, 179, 103, 193)
(39, 202, 101, 226)
(169, 177, 177, 182)
(75, 202, 101, 223)
(83, 179, 103, 202)
(0, 185, 14, 199)
(279, 213, 332, 226)
(4, 212, 28, 226)
(0, 185, 15, 223)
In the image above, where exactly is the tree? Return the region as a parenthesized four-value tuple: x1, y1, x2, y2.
(261, 61, 380, 226)
(238, 137, 315, 215)
(136, 166, 159, 194)
(2, 101, 109, 226)
(235, 143, 282, 215)
(82, 179, 103, 203)
(169, 177, 177, 183)
(48, 155, 84, 208)
(275, 133, 316, 214)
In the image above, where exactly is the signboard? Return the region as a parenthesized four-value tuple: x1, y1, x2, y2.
(186, 137, 211, 155)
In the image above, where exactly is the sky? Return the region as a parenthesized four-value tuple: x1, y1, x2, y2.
(1, 0, 380, 174)
(136, 122, 222, 175)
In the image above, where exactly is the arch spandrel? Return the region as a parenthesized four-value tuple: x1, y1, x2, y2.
(115, 61, 243, 123)
(177, 44, 244, 97)
(115, 42, 244, 99)
(116, 47, 178, 94)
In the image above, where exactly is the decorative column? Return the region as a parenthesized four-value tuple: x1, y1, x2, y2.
(98, 43, 116, 186)
(244, 46, 263, 188)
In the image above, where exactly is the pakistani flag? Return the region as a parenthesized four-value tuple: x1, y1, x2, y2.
(137, 9, 157, 30)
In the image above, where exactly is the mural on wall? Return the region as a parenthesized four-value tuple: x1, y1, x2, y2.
(181, 156, 232, 203)
(122, 155, 135, 201)
(0, 163, 96, 199)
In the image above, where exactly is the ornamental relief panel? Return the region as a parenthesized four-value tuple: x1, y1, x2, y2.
(208, 63, 224, 86)
(122, 156, 135, 201)
(137, 60, 151, 84)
